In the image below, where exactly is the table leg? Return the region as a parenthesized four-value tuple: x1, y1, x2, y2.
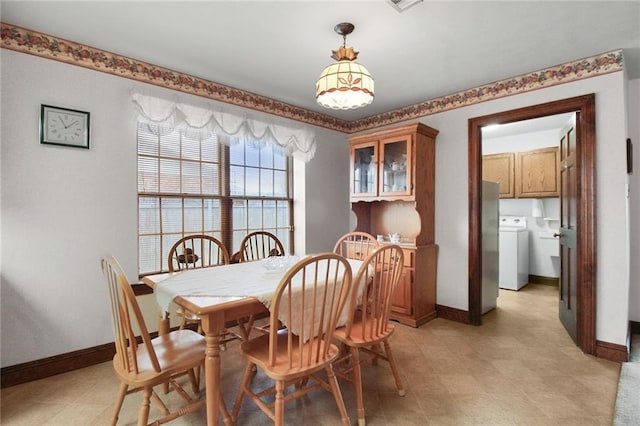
(158, 310, 170, 336)
(200, 312, 232, 426)
(159, 311, 171, 394)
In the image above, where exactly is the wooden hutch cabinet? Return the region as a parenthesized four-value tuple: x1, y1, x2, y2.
(348, 123, 439, 327)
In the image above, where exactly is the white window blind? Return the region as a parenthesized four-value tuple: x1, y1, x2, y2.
(138, 122, 292, 275)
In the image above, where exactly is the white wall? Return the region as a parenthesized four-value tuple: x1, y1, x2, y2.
(302, 127, 352, 254)
(1, 49, 634, 368)
(628, 78, 640, 323)
(420, 71, 630, 345)
(0, 50, 349, 367)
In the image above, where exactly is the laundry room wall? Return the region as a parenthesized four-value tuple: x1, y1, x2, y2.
(483, 129, 561, 279)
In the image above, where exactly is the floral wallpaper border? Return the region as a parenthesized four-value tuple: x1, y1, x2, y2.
(1, 22, 624, 134)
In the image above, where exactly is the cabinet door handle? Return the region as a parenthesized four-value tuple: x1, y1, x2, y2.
(553, 232, 562, 238)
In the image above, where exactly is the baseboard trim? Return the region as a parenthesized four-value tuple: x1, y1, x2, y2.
(596, 340, 629, 362)
(528, 274, 559, 287)
(630, 320, 640, 335)
(1, 342, 116, 388)
(436, 304, 470, 324)
(1, 324, 180, 389)
(1, 316, 265, 388)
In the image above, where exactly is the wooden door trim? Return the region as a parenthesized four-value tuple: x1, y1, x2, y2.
(468, 94, 596, 355)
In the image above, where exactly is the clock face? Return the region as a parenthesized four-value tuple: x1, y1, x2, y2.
(41, 105, 90, 148)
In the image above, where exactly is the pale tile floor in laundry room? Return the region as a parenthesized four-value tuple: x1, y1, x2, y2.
(1, 284, 620, 425)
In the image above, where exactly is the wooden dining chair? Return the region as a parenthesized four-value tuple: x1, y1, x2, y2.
(238, 231, 286, 334)
(239, 230, 285, 262)
(168, 234, 230, 272)
(100, 255, 206, 426)
(332, 244, 406, 426)
(333, 231, 379, 261)
(231, 253, 353, 426)
(167, 234, 248, 345)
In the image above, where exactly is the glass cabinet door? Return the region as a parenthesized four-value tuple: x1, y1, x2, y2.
(351, 142, 377, 197)
(380, 136, 412, 196)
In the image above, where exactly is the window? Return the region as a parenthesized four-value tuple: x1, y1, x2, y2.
(138, 122, 292, 275)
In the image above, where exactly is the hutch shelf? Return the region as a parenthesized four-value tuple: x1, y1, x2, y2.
(348, 122, 439, 327)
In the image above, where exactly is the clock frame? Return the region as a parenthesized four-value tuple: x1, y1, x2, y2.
(40, 104, 90, 149)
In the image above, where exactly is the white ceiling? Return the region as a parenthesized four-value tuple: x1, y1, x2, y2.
(2, 1, 639, 123)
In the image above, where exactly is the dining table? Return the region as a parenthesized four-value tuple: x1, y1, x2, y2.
(142, 255, 364, 426)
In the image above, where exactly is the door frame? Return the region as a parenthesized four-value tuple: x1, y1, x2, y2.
(468, 94, 596, 355)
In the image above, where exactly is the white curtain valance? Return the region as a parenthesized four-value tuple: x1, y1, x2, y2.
(131, 91, 316, 162)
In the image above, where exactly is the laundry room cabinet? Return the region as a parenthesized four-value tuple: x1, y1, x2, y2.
(348, 123, 439, 327)
(515, 147, 560, 198)
(482, 153, 515, 198)
(483, 147, 559, 199)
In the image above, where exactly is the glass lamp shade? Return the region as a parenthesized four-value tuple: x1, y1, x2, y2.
(315, 60, 374, 110)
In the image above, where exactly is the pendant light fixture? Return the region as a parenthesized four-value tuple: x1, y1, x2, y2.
(315, 22, 375, 110)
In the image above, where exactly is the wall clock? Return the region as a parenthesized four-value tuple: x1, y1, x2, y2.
(40, 104, 90, 149)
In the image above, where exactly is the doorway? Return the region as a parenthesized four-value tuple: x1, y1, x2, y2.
(468, 94, 596, 355)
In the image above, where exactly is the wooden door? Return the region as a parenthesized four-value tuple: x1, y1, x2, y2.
(558, 113, 578, 342)
(469, 95, 596, 354)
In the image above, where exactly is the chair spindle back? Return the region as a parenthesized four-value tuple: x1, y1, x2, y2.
(239, 231, 285, 262)
(346, 245, 404, 340)
(101, 256, 160, 374)
(268, 253, 352, 369)
(333, 231, 378, 261)
(168, 234, 230, 272)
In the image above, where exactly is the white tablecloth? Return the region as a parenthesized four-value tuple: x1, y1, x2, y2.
(154, 256, 365, 339)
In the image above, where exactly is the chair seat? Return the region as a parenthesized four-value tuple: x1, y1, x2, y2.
(333, 321, 395, 347)
(113, 329, 205, 386)
(240, 331, 340, 381)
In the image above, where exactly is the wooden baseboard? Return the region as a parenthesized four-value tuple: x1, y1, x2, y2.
(595, 340, 628, 362)
(1, 315, 266, 389)
(436, 304, 470, 324)
(1, 343, 116, 388)
(528, 275, 559, 287)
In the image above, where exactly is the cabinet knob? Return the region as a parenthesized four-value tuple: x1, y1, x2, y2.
(553, 232, 562, 238)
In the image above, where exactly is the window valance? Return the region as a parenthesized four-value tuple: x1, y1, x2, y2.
(131, 90, 316, 162)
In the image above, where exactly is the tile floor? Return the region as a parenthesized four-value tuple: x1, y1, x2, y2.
(1, 284, 621, 425)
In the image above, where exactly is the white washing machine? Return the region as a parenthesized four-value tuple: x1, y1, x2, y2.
(499, 216, 529, 290)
